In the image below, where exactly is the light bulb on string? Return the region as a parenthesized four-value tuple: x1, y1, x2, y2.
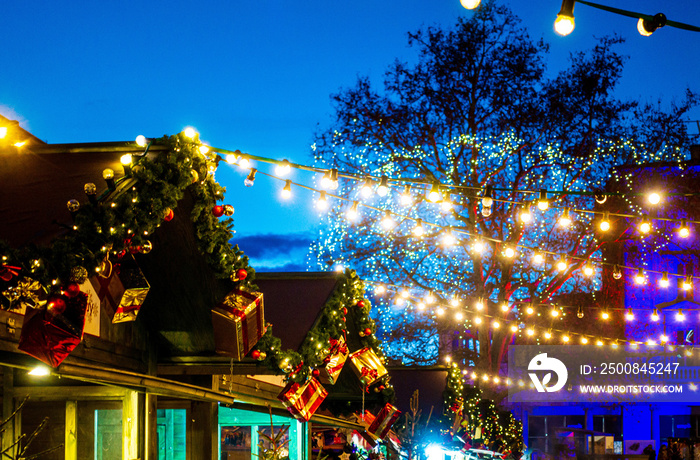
(360, 178, 374, 198)
(244, 168, 257, 187)
(427, 183, 441, 203)
(275, 159, 292, 177)
(135, 135, 147, 147)
(412, 219, 425, 237)
(527, 328, 535, 336)
(441, 193, 453, 213)
(532, 252, 544, 265)
(678, 220, 690, 238)
(519, 205, 533, 224)
(328, 168, 339, 190)
(455, 312, 464, 321)
(612, 265, 623, 280)
(554, 0, 575, 36)
(374, 285, 386, 295)
(460, 0, 481, 10)
(545, 330, 552, 339)
(425, 292, 436, 305)
(577, 306, 584, 318)
(648, 192, 661, 205)
(281, 180, 292, 199)
(376, 176, 389, 196)
(550, 308, 559, 317)
(183, 127, 197, 138)
(626, 309, 635, 321)
(639, 215, 652, 234)
(501, 303, 509, 313)
(492, 321, 500, 329)
(481, 185, 493, 217)
(400, 185, 413, 206)
(601, 309, 610, 320)
(660, 334, 669, 343)
(449, 297, 460, 307)
(320, 171, 332, 189)
(346, 201, 359, 222)
(634, 268, 646, 285)
(503, 246, 516, 258)
(651, 309, 660, 321)
(556, 257, 568, 272)
(676, 309, 685, 321)
(537, 189, 549, 211)
(225, 154, 237, 165)
(683, 275, 693, 291)
(442, 229, 456, 246)
(473, 239, 485, 254)
(659, 272, 670, 288)
(400, 289, 410, 298)
(475, 299, 484, 311)
(381, 210, 395, 230)
(581, 337, 589, 344)
(599, 212, 611, 232)
(526, 304, 534, 315)
(562, 334, 570, 343)
(510, 325, 518, 333)
(238, 157, 251, 170)
(558, 208, 572, 228)
(583, 263, 594, 277)
(316, 191, 329, 211)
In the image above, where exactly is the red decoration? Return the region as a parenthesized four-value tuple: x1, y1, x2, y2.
(47, 295, 67, 314)
(363, 327, 372, 336)
(312, 368, 320, 378)
(277, 377, 328, 422)
(64, 282, 81, 298)
(212, 205, 224, 217)
(318, 334, 349, 385)
(368, 404, 401, 440)
(342, 307, 348, 315)
(251, 349, 261, 360)
(0, 264, 21, 282)
(356, 300, 365, 308)
(237, 268, 248, 280)
(164, 208, 174, 221)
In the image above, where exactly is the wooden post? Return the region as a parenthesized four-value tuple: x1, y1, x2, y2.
(65, 401, 78, 460)
(189, 401, 218, 460)
(123, 390, 140, 460)
(144, 394, 157, 460)
(2, 368, 14, 459)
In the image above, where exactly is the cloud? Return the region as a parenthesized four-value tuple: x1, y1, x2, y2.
(232, 232, 314, 258)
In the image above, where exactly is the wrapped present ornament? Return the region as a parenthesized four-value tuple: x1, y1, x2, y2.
(318, 334, 349, 385)
(212, 288, 266, 360)
(18, 291, 88, 367)
(1, 277, 47, 314)
(89, 253, 149, 323)
(368, 404, 401, 440)
(349, 347, 388, 388)
(450, 397, 464, 416)
(277, 377, 328, 422)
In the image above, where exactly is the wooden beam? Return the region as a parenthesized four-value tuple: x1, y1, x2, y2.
(65, 401, 77, 460)
(14, 386, 127, 401)
(123, 390, 140, 460)
(144, 394, 157, 460)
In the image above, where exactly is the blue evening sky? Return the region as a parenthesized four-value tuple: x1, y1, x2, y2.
(2, 1, 698, 270)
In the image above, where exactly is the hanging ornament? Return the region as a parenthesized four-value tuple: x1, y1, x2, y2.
(342, 307, 348, 315)
(47, 295, 67, 314)
(66, 199, 80, 213)
(164, 208, 174, 222)
(190, 169, 199, 183)
(251, 349, 261, 360)
(356, 300, 365, 309)
(69, 266, 88, 284)
(223, 204, 235, 216)
(359, 327, 372, 337)
(312, 368, 320, 378)
(230, 268, 248, 283)
(139, 240, 153, 254)
(212, 205, 224, 217)
(577, 306, 584, 318)
(63, 282, 81, 298)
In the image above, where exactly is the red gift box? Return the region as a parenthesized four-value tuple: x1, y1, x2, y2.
(277, 377, 328, 422)
(368, 404, 401, 440)
(18, 292, 88, 367)
(90, 254, 149, 323)
(212, 289, 266, 360)
(318, 334, 348, 385)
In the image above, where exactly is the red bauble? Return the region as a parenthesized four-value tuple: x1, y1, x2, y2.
(47, 296, 67, 314)
(236, 268, 248, 280)
(164, 208, 174, 222)
(363, 328, 372, 336)
(251, 349, 261, 360)
(356, 300, 365, 308)
(312, 368, 320, 378)
(64, 282, 81, 298)
(342, 307, 348, 315)
(212, 205, 224, 217)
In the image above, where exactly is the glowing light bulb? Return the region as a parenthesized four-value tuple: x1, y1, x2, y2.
(683, 276, 693, 291)
(275, 160, 292, 177)
(425, 293, 435, 304)
(599, 212, 610, 232)
(639, 216, 652, 234)
(360, 178, 374, 198)
(659, 272, 670, 288)
(346, 201, 359, 221)
(473, 239, 485, 254)
(381, 210, 395, 230)
(238, 157, 251, 170)
(583, 263, 594, 277)
(562, 335, 570, 343)
(374, 285, 386, 295)
(427, 183, 440, 202)
(676, 309, 685, 321)
(0, 127, 6, 138)
(183, 127, 196, 138)
(532, 252, 544, 265)
(596, 340, 603, 347)
(551, 308, 559, 317)
(648, 192, 661, 205)
(492, 321, 500, 329)
(198, 144, 210, 155)
(120, 153, 133, 165)
(519, 205, 533, 224)
(441, 194, 453, 212)
(474, 316, 482, 325)
(651, 309, 660, 321)
(577, 306, 584, 318)
(537, 190, 549, 211)
(455, 312, 464, 321)
(526, 306, 534, 315)
(504, 246, 516, 258)
(281, 180, 292, 199)
(661, 334, 669, 343)
(554, 9, 575, 36)
(626, 309, 635, 321)
(28, 366, 50, 377)
(556, 258, 568, 272)
(412, 219, 425, 237)
(225, 154, 237, 164)
(400, 185, 413, 205)
(320, 172, 332, 189)
(545, 331, 552, 339)
(316, 191, 329, 211)
(376, 176, 389, 196)
(601, 310, 609, 320)
(475, 300, 484, 311)
(436, 307, 445, 316)
(135, 135, 147, 147)
(401, 290, 410, 298)
(527, 329, 534, 336)
(581, 337, 589, 344)
(634, 268, 646, 285)
(501, 303, 509, 313)
(510, 325, 518, 333)
(460, 0, 480, 9)
(558, 208, 571, 227)
(442, 230, 456, 246)
(679, 220, 690, 238)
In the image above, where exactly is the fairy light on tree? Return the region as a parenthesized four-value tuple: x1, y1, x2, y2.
(307, 2, 695, 370)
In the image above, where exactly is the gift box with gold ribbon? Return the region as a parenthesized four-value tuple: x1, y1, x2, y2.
(89, 253, 149, 324)
(1, 277, 47, 314)
(349, 347, 388, 388)
(318, 334, 348, 385)
(368, 403, 401, 440)
(277, 377, 328, 422)
(212, 289, 265, 360)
